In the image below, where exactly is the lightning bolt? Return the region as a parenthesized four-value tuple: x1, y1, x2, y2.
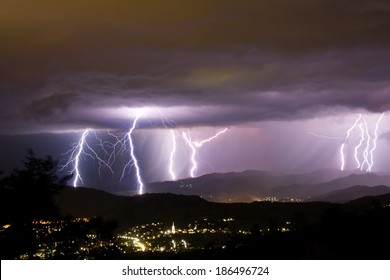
(182, 128, 228, 178)
(60, 129, 113, 187)
(354, 123, 365, 169)
(340, 114, 362, 171)
(367, 112, 385, 172)
(114, 108, 178, 191)
(307, 132, 343, 140)
(72, 129, 89, 187)
(126, 113, 144, 195)
(360, 117, 371, 171)
(156, 111, 179, 181)
(182, 131, 197, 178)
(169, 129, 177, 181)
(193, 128, 228, 147)
(338, 113, 385, 172)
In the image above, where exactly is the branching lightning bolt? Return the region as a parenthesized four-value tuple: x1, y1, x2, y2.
(340, 114, 362, 171)
(156, 111, 179, 181)
(338, 113, 385, 172)
(360, 117, 371, 171)
(182, 128, 228, 178)
(60, 129, 113, 187)
(182, 131, 197, 178)
(354, 123, 365, 169)
(367, 112, 385, 172)
(72, 129, 89, 187)
(102, 113, 146, 195)
(110, 108, 178, 190)
(60, 109, 229, 191)
(193, 128, 228, 147)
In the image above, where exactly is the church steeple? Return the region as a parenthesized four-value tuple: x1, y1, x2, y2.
(172, 222, 176, 234)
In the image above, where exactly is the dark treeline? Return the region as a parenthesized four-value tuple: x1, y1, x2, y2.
(0, 149, 66, 222)
(0, 149, 118, 259)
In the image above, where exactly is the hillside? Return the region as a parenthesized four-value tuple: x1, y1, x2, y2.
(145, 169, 390, 202)
(54, 187, 332, 229)
(309, 185, 390, 203)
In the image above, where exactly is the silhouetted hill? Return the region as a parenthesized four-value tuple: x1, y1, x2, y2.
(6, 168, 388, 231)
(146, 170, 278, 202)
(145, 169, 348, 202)
(54, 187, 210, 228)
(54, 187, 123, 218)
(145, 169, 390, 202)
(6, 184, 390, 260)
(272, 173, 390, 198)
(309, 185, 390, 203)
(53, 187, 332, 230)
(347, 192, 390, 206)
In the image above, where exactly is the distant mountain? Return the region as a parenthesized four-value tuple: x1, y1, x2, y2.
(280, 169, 346, 185)
(309, 185, 390, 203)
(145, 169, 348, 202)
(144, 169, 390, 202)
(319, 173, 390, 192)
(146, 170, 277, 202)
(273, 172, 390, 199)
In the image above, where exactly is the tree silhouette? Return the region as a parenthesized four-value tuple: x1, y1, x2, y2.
(1, 149, 73, 220)
(0, 149, 71, 259)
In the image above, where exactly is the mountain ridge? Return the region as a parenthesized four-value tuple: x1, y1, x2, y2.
(141, 169, 390, 202)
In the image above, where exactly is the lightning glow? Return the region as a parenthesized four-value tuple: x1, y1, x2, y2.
(307, 132, 343, 140)
(340, 143, 346, 171)
(169, 129, 177, 181)
(182, 128, 228, 178)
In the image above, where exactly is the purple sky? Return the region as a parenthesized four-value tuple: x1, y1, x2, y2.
(1, 0, 390, 190)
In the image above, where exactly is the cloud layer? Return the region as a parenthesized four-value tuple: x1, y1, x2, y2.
(1, 0, 390, 133)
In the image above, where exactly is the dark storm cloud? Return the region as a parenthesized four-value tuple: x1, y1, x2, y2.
(1, 0, 390, 133)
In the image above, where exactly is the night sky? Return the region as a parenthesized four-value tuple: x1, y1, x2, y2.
(1, 1, 390, 192)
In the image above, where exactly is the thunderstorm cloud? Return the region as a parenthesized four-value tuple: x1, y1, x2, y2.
(1, 0, 390, 133)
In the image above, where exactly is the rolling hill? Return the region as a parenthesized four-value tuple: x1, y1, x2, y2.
(143, 169, 390, 202)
